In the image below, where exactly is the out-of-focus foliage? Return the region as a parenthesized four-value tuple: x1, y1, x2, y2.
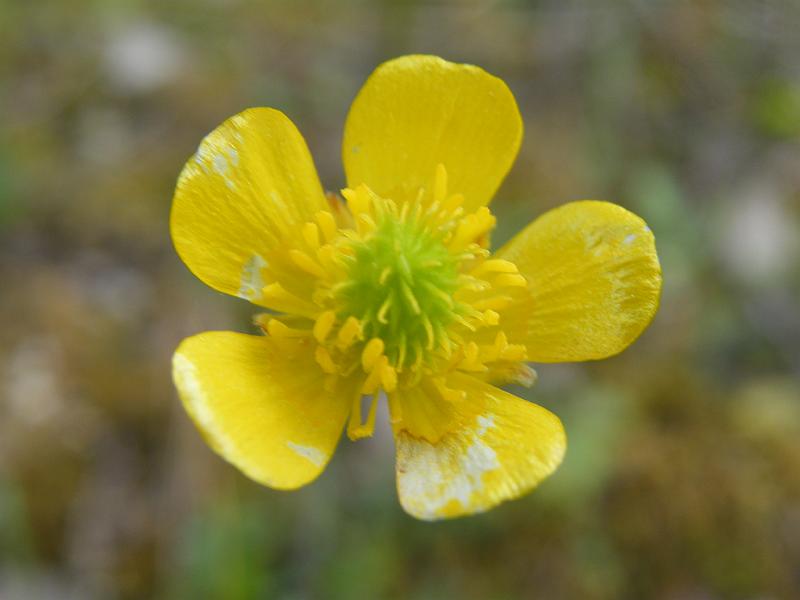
(1, 1, 799, 598)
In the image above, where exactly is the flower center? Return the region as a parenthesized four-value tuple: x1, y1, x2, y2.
(251, 165, 536, 441)
(336, 204, 459, 370)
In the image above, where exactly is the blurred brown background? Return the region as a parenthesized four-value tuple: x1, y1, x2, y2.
(2, 1, 800, 598)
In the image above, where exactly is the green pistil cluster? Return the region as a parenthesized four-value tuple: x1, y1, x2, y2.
(338, 215, 459, 369)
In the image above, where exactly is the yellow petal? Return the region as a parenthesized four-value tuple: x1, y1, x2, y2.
(497, 201, 662, 362)
(173, 332, 352, 490)
(171, 108, 329, 305)
(395, 373, 565, 520)
(343, 55, 522, 212)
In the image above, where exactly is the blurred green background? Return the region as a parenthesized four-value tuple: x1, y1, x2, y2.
(2, 1, 800, 598)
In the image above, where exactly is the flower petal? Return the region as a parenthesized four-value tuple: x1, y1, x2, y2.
(171, 108, 329, 305)
(497, 201, 662, 362)
(173, 331, 352, 489)
(394, 374, 565, 520)
(343, 55, 522, 211)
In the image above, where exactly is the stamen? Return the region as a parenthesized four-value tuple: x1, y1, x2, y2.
(482, 309, 500, 326)
(315, 210, 338, 242)
(313, 310, 336, 342)
(381, 364, 397, 392)
(337, 316, 362, 347)
(356, 212, 376, 235)
(347, 394, 378, 440)
(362, 355, 388, 394)
(449, 208, 496, 250)
(343, 186, 369, 216)
(494, 273, 528, 288)
(471, 296, 513, 311)
(266, 319, 307, 339)
(261, 282, 318, 316)
(431, 378, 466, 404)
(472, 259, 518, 277)
(302, 222, 320, 249)
(361, 338, 385, 371)
(316, 244, 340, 271)
(289, 249, 326, 279)
(314, 345, 337, 373)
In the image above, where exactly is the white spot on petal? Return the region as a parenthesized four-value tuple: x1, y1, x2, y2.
(237, 254, 267, 301)
(286, 441, 327, 467)
(476, 414, 496, 436)
(397, 413, 501, 520)
(211, 151, 237, 190)
(212, 153, 228, 174)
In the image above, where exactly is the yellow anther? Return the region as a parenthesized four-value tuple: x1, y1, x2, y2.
(316, 244, 339, 271)
(262, 282, 288, 299)
(314, 345, 337, 374)
(387, 393, 404, 423)
(361, 338, 385, 371)
(356, 212, 376, 235)
(316, 210, 338, 242)
(347, 394, 378, 440)
(342, 186, 369, 216)
(260, 282, 318, 317)
(337, 316, 362, 347)
(450, 207, 496, 250)
(483, 310, 500, 326)
(302, 222, 320, 249)
(432, 378, 466, 404)
(289, 249, 326, 279)
(471, 296, 513, 311)
(267, 319, 306, 339)
(458, 340, 487, 372)
(361, 355, 387, 394)
(453, 314, 478, 332)
(494, 273, 528, 288)
(434, 163, 448, 204)
(442, 192, 464, 213)
(472, 259, 518, 277)
(494, 331, 509, 352)
(457, 274, 490, 292)
(380, 364, 397, 392)
(313, 310, 336, 342)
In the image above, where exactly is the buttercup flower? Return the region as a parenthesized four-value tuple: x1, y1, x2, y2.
(171, 55, 661, 520)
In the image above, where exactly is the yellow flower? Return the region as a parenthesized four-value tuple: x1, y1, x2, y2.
(171, 55, 661, 520)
